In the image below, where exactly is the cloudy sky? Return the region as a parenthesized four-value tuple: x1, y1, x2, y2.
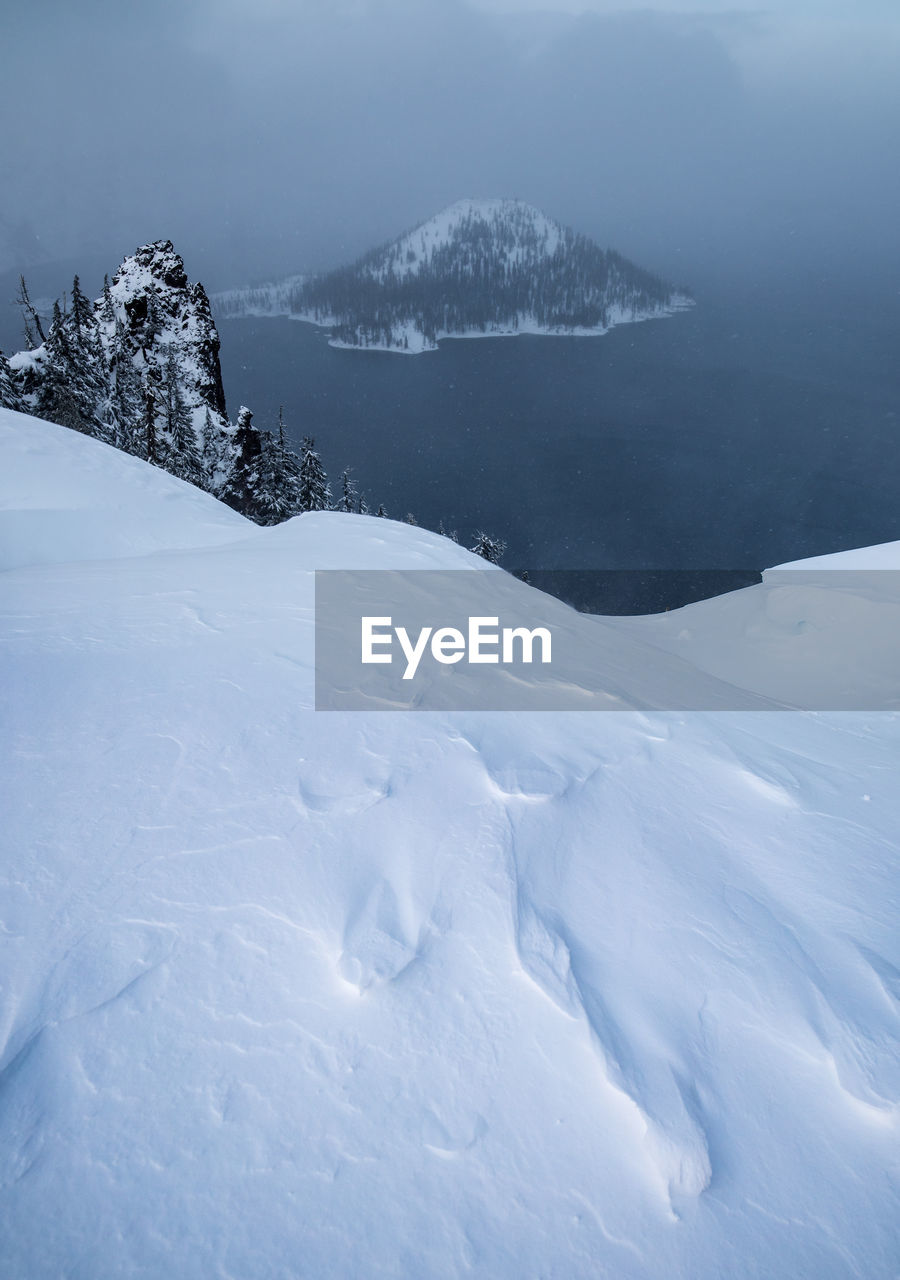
(1, 0, 897, 299)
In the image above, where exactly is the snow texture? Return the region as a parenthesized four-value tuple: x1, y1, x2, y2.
(1, 408, 898, 1278)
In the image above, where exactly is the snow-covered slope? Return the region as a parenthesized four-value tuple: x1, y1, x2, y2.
(213, 273, 308, 320)
(361, 198, 567, 283)
(0, 410, 250, 570)
(1, 409, 898, 1278)
(214, 199, 692, 353)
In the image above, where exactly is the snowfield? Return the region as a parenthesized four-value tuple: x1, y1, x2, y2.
(1, 408, 898, 1278)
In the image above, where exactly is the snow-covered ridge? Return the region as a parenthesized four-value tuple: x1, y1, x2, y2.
(213, 198, 693, 353)
(1, 409, 898, 1278)
(364, 198, 565, 282)
(213, 273, 307, 320)
(0, 407, 251, 570)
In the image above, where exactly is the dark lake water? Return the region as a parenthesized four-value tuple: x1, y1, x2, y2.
(219, 272, 900, 613)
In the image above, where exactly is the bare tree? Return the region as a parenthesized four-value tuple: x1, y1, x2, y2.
(15, 275, 47, 348)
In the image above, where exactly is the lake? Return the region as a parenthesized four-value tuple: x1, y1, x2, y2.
(219, 271, 900, 613)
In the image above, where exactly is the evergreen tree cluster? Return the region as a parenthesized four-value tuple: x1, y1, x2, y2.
(277, 201, 686, 351)
(0, 247, 356, 527)
(0, 241, 511, 559)
(0, 349, 22, 413)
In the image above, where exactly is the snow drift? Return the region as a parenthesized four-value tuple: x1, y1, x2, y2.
(1, 408, 898, 1278)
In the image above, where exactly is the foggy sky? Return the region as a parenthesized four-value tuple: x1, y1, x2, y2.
(1, 0, 898, 301)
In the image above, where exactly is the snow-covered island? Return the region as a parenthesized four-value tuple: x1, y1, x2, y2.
(213, 198, 693, 353)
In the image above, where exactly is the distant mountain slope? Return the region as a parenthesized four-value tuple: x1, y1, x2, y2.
(214, 199, 692, 352)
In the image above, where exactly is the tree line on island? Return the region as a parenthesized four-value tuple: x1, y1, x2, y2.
(215, 200, 687, 353)
(0, 243, 507, 563)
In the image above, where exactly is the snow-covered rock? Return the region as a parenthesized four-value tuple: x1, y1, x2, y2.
(105, 239, 228, 428)
(6, 241, 234, 493)
(1, 409, 898, 1278)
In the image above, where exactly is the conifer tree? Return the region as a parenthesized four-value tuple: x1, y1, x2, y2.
(297, 436, 331, 512)
(100, 275, 115, 325)
(201, 406, 228, 488)
(273, 408, 304, 516)
(0, 350, 22, 411)
(339, 468, 358, 513)
(143, 371, 161, 465)
(69, 275, 93, 338)
(221, 405, 264, 515)
(145, 290, 163, 347)
(109, 324, 144, 454)
(161, 347, 203, 484)
(250, 426, 304, 525)
(247, 431, 285, 524)
(36, 303, 92, 435)
(470, 531, 506, 564)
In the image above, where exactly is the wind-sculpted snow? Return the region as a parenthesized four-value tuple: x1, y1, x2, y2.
(0, 410, 251, 569)
(1, 411, 898, 1277)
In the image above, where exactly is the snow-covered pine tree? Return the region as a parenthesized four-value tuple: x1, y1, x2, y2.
(273, 408, 304, 517)
(143, 369, 162, 465)
(221, 406, 264, 516)
(68, 276, 115, 443)
(245, 431, 281, 525)
(69, 275, 94, 338)
(32, 285, 114, 442)
(251, 427, 304, 525)
(108, 321, 144, 455)
(201, 406, 228, 490)
(470, 531, 507, 564)
(35, 302, 94, 436)
(99, 275, 115, 326)
(297, 436, 331, 512)
(339, 469, 358, 513)
(0, 351, 22, 411)
(143, 289, 163, 350)
(161, 347, 204, 485)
